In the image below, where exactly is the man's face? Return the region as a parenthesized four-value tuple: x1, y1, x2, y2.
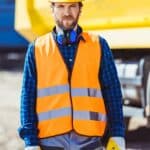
(51, 2, 81, 30)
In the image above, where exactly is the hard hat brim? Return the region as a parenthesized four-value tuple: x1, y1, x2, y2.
(49, 0, 83, 2)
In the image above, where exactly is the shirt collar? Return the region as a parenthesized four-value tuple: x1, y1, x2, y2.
(52, 25, 86, 43)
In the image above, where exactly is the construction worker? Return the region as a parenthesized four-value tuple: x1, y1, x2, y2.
(18, 0, 126, 150)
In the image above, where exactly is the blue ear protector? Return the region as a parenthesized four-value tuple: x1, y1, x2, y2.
(56, 30, 77, 45)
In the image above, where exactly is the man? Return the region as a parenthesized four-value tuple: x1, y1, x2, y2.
(18, 0, 126, 150)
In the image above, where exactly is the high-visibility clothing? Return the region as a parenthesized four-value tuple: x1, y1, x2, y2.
(35, 32, 107, 138)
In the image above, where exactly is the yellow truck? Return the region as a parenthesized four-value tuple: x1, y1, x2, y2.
(15, 0, 150, 125)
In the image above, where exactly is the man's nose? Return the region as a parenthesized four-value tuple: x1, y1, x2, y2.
(64, 7, 71, 16)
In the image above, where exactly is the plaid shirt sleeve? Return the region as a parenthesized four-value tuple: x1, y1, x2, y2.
(18, 42, 39, 146)
(99, 37, 125, 137)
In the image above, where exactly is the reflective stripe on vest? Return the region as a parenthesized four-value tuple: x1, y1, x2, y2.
(35, 32, 107, 138)
(37, 84, 69, 98)
(38, 86, 102, 98)
(38, 107, 72, 121)
(74, 111, 107, 121)
(71, 88, 102, 98)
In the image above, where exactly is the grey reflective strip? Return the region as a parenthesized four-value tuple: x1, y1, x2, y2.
(71, 88, 102, 98)
(74, 111, 106, 121)
(38, 107, 71, 121)
(37, 85, 69, 98)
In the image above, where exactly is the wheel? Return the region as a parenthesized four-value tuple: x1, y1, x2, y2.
(143, 57, 150, 127)
(145, 72, 150, 127)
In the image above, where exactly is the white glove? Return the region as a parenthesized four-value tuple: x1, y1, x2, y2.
(25, 146, 41, 150)
(106, 137, 126, 150)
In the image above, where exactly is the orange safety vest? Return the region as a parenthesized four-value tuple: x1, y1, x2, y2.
(35, 32, 107, 138)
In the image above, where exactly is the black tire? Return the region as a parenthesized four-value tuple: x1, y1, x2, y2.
(143, 57, 150, 107)
(143, 57, 150, 127)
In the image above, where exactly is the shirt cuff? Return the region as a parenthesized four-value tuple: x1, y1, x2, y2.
(25, 146, 41, 150)
(24, 137, 39, 147)
(110, 137, 126, 150)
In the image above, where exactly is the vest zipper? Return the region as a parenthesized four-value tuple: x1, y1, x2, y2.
(68, 41, 80, 128)
(68, 71, 73, 128)
(66, 42, 80, 128)
(52, 34, 82, 128)
(54, 42, 74, 127)
(67, 41, 81, 129)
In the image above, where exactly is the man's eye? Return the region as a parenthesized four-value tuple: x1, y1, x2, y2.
(70, 5, 76, 8)
(57, 5, 64, 8)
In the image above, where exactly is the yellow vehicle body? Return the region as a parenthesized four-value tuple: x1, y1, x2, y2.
(15, 0, 150, 48)
(15, 0, 150, 123)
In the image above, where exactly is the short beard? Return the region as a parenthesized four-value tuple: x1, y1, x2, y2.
(55, 14, 80, 31)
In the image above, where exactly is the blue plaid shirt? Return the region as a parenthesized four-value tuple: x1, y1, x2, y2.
(18, 33, 125, 146)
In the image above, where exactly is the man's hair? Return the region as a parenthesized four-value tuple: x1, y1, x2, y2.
(79, 2, 83, 7)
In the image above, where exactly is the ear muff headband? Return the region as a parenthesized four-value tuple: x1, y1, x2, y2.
(56, 30, 77, 45)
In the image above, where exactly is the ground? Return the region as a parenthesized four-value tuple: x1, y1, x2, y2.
(0, 71, 23, 150)
(0, 70, 150, 150)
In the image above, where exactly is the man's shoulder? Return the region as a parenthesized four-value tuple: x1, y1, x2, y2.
(36, 32, 51, 41)
(82, 32, 107, 42)
(35, 32, 52, 47)
(82, 32, 100, 43)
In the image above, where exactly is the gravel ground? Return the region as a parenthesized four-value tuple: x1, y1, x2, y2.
(0, 71, 23, 150)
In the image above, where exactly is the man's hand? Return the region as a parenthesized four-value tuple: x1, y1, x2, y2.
(106, 137, 125, 150)
(25, 146, 41, 150)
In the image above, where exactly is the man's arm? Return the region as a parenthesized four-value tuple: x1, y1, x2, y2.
(99, 37, 125, 149)
(18, 43, 39, 147)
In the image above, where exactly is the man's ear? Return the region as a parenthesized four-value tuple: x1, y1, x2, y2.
(79, 7, 82, 16)
(50, 4, 54, 16)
